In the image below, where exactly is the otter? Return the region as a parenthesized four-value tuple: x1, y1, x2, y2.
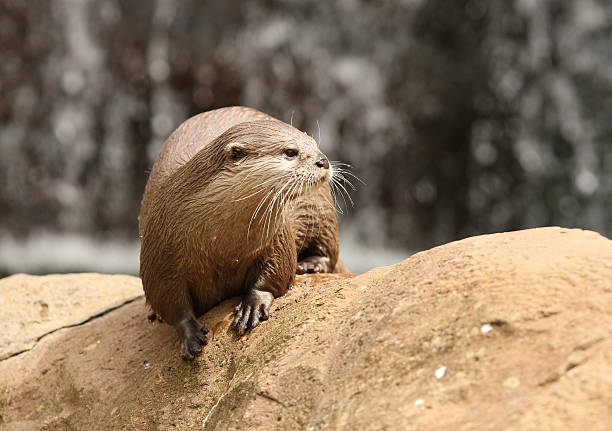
(139, 106, 347, 359)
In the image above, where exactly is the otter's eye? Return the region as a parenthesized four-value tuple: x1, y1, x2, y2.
(284, 149, 299, 159)
(231, 147, 247, 161)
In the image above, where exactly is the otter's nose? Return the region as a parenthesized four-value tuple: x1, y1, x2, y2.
(315, 156, 329, 169)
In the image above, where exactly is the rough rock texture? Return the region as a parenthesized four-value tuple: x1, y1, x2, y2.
(0, 273, 143, 360)
(1, 227, 611, 430)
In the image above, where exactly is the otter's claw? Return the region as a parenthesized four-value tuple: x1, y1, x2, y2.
(179, 317, 209, 360)
(232, 289, 274, 335)
(147, 312, 164, 323)
(297, 255, 330, 274)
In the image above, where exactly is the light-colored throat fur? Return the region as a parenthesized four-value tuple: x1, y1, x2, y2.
(147, 118, 332, 268)
(178, 155, 328, 261)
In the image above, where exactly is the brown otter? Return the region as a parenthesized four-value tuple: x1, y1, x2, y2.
(139, 106, 347, 359)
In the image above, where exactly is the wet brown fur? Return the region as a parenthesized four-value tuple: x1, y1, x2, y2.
(139, 107, 343, 330)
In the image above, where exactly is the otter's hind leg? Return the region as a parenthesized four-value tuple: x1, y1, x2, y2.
(143, 276, 208, 360)
(290, 187, 342, 274)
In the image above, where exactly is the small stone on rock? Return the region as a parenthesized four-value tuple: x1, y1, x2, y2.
(503, 376, 520, 388)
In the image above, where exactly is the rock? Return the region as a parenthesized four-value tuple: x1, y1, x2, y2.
(0, 273, 143, 360)
(0, 227, 611, 430)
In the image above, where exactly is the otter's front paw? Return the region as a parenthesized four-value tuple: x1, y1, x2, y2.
(232, 289, 274, 335)
(179, 317, 209, 360)
(297, 255, 330, 274)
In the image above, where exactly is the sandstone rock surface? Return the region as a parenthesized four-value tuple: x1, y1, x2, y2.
(1, 227, 611, 430)
(0, 273, 143, 360)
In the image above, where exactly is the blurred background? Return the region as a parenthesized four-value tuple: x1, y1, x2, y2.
(1, 0, 611, 276)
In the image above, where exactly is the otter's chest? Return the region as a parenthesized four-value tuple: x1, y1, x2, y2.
(186, 246, 262, 287)
(186, 255, 261, 315)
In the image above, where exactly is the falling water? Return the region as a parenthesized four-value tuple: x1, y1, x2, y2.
(1, 0, 611, 275)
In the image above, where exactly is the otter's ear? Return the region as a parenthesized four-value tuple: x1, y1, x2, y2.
(225, 142, 247, 163)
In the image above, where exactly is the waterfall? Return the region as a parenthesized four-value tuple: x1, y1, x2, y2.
(1, 0, 610, 275)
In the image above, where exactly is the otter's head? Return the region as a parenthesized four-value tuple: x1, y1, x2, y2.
(218, 120, 332, 203)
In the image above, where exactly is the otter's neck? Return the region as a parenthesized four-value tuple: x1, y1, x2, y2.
(186, 185, 289, 255)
